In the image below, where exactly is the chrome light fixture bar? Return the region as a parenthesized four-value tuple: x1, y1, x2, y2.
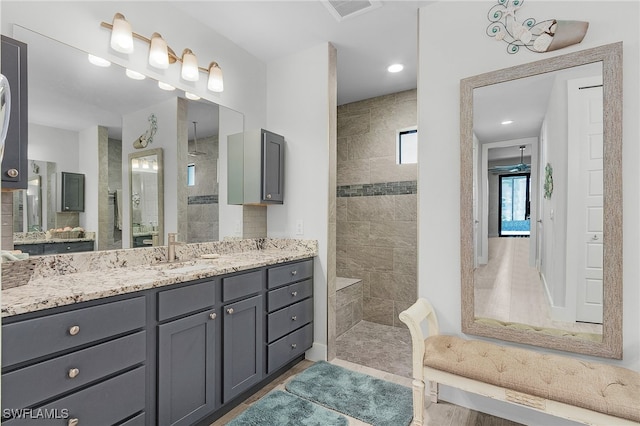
(101, 13, 224, 92)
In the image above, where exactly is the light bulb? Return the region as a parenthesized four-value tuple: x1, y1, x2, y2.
(181, 49, 199, 82)
(387, 64, 404, 73)
(185, 92, 201, 100)
(149, 33, 169, 69)
(88, 54, 111, 67)
(207, 62, 224, 92)
(110, 13, 134, 54)
(158, 81, 175, 91)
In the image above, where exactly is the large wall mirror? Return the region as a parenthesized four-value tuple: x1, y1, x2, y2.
(129, 148, 163, 248)
(460, 43, 623, 359)
(7, 24, 244, 254)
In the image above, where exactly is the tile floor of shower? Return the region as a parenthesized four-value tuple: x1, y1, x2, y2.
(336, 320, 524, 426)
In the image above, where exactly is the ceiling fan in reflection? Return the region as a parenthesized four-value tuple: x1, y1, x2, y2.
(488, 145, 531, 174)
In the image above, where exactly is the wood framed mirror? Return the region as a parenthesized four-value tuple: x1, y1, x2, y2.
(460, 43, 623, 359)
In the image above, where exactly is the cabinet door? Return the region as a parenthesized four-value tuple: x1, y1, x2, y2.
(61, 172, 85, 212)
(223, 294, 263, 403)
(1, 35, 28, 190)
(262, 130, 284, 203)
(158, 310, 217, 426)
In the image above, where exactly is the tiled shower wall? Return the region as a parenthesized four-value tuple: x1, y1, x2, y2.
(187, 135, 219, 243)
(336, 89, 417, 328)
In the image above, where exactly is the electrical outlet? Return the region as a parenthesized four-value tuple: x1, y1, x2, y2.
(296, 220, 304, 235)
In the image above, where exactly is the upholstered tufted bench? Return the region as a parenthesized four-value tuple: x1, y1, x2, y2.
(399, 298, 640, 426)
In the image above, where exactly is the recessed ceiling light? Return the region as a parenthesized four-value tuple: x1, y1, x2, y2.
(125, 69, 146, 80)
(501, 120, 514, 125)
(387, 64, 404, 73)
(87, 54, 111, 67)
(185, 92, 201, 100)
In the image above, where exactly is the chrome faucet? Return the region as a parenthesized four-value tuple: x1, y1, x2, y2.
(167, 233, 185, 262)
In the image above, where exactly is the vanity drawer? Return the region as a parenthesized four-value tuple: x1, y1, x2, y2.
(268, 279, 312, 312)
(120, 412, 146, 426)
(267, 259, 313, 289)
(267, 298, 313, 343)
(267, 323, 313, 374)
(2, 296, 146, 368)
(3, 366, 145, 426)
(158, 280, 215, 321)
(222, 270, 263, 302)
(2, 331, 146, 409)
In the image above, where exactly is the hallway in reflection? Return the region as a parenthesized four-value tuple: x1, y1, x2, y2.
(474, 237, 602, 335)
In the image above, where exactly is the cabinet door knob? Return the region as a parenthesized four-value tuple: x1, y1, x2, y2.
(227, 308, 234, 315)
(68, 368, 80, 379)
(6, 168, 18, 178)
(209, 312, 217, 320)
(291, 343, 297, 349)
(291, 270, 297, 276)
(291, 291, 298, 297)
(68, 418, 79, 426)
(291, 316, 297, 321)
(69, 325, 80, 336)
(266, 193, 272, 199)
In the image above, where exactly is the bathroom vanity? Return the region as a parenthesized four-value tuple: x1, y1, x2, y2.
(1, 239, 316, 426)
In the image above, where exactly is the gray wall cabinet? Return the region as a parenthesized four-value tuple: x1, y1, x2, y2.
(228, 129, 284, 205)
(61, 172, 85, 212)
(1, 35, 28, 190)
(1, 258, 313, 425)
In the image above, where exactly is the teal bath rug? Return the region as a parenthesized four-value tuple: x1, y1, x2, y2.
(225, 389, 348, 426)
(285, 361, 413, 426)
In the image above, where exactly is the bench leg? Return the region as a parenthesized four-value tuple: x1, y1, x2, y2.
(411, 379, 425, 426)
(429, 380, 439, 404)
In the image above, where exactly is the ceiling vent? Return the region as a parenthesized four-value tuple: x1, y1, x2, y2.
(321, 0, 382, 22)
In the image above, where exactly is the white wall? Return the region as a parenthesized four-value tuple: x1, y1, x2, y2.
(77, 126, 101, 232)
(418, 2, 639, 425)
(266, 43, 335, 360)
(218, 107, 245, 240)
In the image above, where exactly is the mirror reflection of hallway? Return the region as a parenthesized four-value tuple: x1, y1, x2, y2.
(499, 173, 530, 237)
(474, 236, 602, 336)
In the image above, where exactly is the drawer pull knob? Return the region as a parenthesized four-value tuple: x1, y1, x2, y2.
(291, 270, 297, 276)
(69, 325, 80, 336)
(6, 168, 18, 178)
(291, 291, 298, 297)
(68, 419, 79, 426)
(291, 343, 297, 349)
(266, 193, 272, 199)
(227, 308, 234, 315)
(291, 316, 297, 321)
(209, 312, 217, 320)
(68, 368, 80, 379)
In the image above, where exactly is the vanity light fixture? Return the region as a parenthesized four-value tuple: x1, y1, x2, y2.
(185, 92, 201, 100)
(387, 63, 404, 73)
(109, 13, 134, 54)
(125, 69, 146, 80)
(88, 54, 111, 67)
(158, 81, 176, 91)
(207, 62, 224, 92)
(101, 13, 225, 91)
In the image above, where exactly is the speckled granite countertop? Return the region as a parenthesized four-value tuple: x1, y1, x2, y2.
(2, 238, 317, 318)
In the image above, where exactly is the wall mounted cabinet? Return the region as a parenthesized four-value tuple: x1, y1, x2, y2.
(228, 129, 284, 205)
(61, 172, 85, 212)
(1, 35, 28, 190)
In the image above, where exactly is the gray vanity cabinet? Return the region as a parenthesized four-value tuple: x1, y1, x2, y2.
(221, 271, 264, 403)
(227, 129, 284, 205)
(1, 35, 28, 190)
(157, 280, 217, 426)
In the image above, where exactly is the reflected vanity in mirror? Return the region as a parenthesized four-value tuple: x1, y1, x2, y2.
(8, 25, 244, 253)
(460, 43, 623, 359)
(129, 148, 163, 248)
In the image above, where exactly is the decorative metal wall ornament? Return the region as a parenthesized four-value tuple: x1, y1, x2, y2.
(133, 113, 158, 149)
(487, 0, 589, 54)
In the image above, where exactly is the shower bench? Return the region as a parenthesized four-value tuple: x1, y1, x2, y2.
(399, 298, 640, 426)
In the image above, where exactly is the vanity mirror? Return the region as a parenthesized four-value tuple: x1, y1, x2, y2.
(460, 42, 622, 359)
(7, 24, 243, 253)
(129, 148, 163, 248)
(13, 160, 56, 233)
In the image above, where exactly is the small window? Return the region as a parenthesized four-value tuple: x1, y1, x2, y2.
(187, 163, 196, 186)
(397, 128, 417, 164)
